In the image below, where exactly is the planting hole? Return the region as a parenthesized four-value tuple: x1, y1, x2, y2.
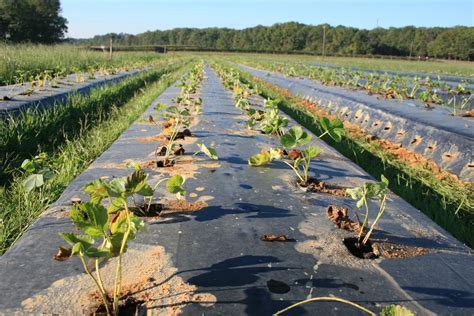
(96, 297, 144, 316)
(383, 122, 392, 132)
(343, 237, 379, 259)
(410, 136, 422, 145)
(442, 152, 457, 161)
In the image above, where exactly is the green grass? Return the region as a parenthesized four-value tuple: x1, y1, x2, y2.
(0, 43, 172, 85)
(207, 52, 474, 77)
(217, 60, 474, 248)
(0, 60, 193, 254)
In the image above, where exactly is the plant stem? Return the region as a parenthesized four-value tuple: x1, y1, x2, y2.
(79, 254, 111, 316)
(113, 204, 133, 315)
(357, 196, 369, 242)
(281, 160, 305, 184)
(273, 296, 375, 316)
(362, 194, 387, 245)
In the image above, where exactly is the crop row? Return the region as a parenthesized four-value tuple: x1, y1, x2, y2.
(0, 58, 193, 254)
(0, 44, 166, 86)
(211, 59, 473, 248)
(234, 58, 473, 115)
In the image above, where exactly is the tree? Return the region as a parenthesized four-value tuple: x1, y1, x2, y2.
(71, 22, 473, 60)
(0, 0, 67, 43)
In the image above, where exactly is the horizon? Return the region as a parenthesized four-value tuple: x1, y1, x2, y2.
(62, 0, 473, 39)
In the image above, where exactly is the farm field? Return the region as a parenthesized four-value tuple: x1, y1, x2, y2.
(211, 52, 474, 77)
(0, 49, 472, 315)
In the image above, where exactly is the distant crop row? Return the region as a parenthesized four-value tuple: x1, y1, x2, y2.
(0, 44, 164, 86)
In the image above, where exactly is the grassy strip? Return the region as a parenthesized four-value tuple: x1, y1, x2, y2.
(0, 58, 188, 186)
(0, 62, 192, 254)
(218, 61, 473, 248)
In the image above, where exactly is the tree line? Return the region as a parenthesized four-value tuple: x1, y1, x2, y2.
(0, 0, 67, 43)
(76, 23, 473, 60)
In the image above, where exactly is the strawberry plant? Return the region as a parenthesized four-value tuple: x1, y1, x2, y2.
(346, 175, 389, 245)
(248, 118, 344, 185)
(54, 168, 186, 315)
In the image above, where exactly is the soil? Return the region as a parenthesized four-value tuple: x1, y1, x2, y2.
(372, 240, 433, 259)
(261, 234, 289, 242)
(326, 205, 362, 233)
(343, 237, 379, 259)
(174, 144, 185, 156)
(156, 159, 175, 168)
(169, 129, 192, 140)
(343, 237, 433, 260)
(157, 146, 167, 156)
(162, 199, 208, 213)
(131, 203, 164, 217)
(20, 244, 206, 315)
(95, 296, 144, 316)
(461, 109, 474, 117)
(300, 178, 347, 196)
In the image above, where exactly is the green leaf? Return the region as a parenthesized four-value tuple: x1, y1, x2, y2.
(126, 161, 142, 171)
(166, 175, 186, 197)
(269, 148, 283, 160)
(320, 117, 345, 142)
(280, 126, 312, 148)
(105, 178, 126, 198)
(21, 159, 37, 173)
(83, 179, 109, 204)
(380, 305, 414, 316)
(70, 202, 108, 238)
(248, 149, 273, 166)
(60, 233, 94, 251)
(107, 196, 126, 214)
(85, 247, 110, 258)
(23, 174, 44, 193)
(126, 170, 153, 196)
(303, 146, 321, 159)
(346, 187, 362, 201)
(196, 143, 218, 160)
(110, 210, 128, 234)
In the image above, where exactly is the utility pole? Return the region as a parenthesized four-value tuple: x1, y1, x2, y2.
(322, 25, 326, 58)
(109, 36, 113, 60)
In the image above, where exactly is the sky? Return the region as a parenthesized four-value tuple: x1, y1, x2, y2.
(62, 0, 474, 38)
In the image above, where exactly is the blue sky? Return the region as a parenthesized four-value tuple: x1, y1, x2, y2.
(62, 0, 473, 38)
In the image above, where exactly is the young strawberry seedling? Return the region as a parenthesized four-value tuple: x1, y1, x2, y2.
(54, 167, 186, 315)
(346, 175, 389, 246)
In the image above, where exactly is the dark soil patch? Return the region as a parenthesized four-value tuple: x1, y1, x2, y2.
(131, 203, 164, 217)
(373, 241, 433, 259)
(460, 109, 474, 117)
(343, 237, 378, 259)
(95, 296, 144, 316)
(299, 178, 346, 196)
(156, 159, 175, 168)
(343, 237, 433, 260)
(162, 199, 208, 213)
(261, 234, 291, 242)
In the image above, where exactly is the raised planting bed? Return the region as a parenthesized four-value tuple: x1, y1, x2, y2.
(236, 64, 474, 182)
(0, 57, 180, 118)
(236, 59, 474, 112)
(0, 64, 473, 315)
